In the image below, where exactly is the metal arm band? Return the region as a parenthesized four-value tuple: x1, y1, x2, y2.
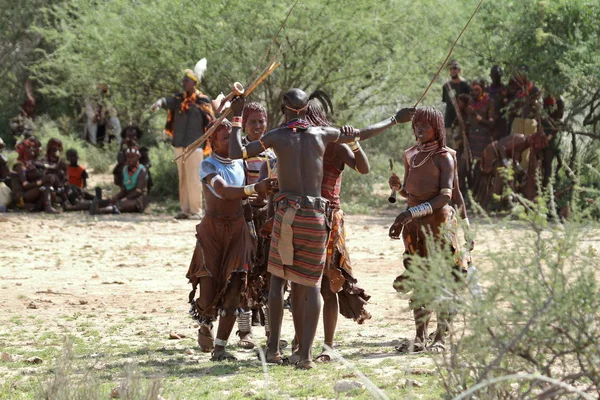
(408, 202, 433, 219)
(209, 175, 223, 188)
(348, 141, 360, 152)
(242, 146, 248, 159)
(243, 184, 257, 196)
(439, 188, 452, 196)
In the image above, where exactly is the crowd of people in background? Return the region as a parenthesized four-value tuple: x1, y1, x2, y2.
(0, 57, 572, 369)
(0, 125, 153, 215)
(442, 60, 565, 212)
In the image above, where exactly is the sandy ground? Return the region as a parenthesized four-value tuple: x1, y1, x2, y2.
(2, 204, 592, 398)
(0, 207, 507, 352)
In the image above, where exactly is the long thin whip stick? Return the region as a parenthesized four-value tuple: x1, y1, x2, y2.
(249, 0, 300, 82)
(414, 0, 486, 107)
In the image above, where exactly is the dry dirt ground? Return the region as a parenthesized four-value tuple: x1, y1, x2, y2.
(0, 205, 573, 399)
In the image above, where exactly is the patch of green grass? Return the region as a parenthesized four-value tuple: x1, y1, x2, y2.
(9, 316, 23, 326)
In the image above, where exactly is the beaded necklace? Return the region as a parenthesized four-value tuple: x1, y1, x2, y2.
(411, 141, 439, 169)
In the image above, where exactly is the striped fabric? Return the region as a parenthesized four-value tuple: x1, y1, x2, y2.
(267, 196, 329, 287)
(321, 143, 343, 210)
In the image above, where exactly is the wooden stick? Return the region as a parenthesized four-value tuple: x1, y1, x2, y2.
(413, 0, 485, 107)
(173, 61, 281, 162)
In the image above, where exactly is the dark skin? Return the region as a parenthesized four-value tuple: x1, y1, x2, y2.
(198, 126, 274, 360)
(230, 89, 413, 367)
(387, 120, 459, 350)
(245, 111, 268, 142)
(320, 142, 369, 356)
(182, 76, 196, 96)
(13, 145, 58, 213)
(68, 153, 87, 188)
(389, 121, 454, 235)
(94, 152, 148, 214)
(467, 85, 495, 127)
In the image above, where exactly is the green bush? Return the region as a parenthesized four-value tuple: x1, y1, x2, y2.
(150, 142, 178, 199)
(413, 193, 600, 399)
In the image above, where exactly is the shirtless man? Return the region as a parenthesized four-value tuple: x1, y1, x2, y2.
(388, 107, 470, 353)
(229, 89, 414, 369)
(186, 120, 275, 361)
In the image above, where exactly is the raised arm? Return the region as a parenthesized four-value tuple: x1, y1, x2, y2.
(151, 95, 178, 111)
(332, 107, 415, 144)
(335, 142, 370, 174)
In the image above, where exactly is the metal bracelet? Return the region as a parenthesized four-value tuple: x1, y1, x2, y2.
(244, 184, 257, 196)
(440, 188, 452, 196)
(408, 202, 433, 219)
(214, 338, 228, 347)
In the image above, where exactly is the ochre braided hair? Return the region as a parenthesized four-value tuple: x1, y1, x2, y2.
(306, 90, 334, 127)
(411, 107, 446, 148)
(242, 102, 267, 132)
(207, 119, 232, 147)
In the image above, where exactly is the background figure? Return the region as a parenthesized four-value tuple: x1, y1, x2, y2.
(442, 60, 471, 147)
(90, 146, 149, 214)
(541, 94, 565, 188)
(84, 84, 122, 145)
(152, 66, 214, 220)
(487, 65, 509, 140)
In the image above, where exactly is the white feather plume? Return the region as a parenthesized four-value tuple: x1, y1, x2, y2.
(194, 58, 207, 81)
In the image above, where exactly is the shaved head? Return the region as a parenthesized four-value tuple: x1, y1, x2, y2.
(282, 88, 308, 110)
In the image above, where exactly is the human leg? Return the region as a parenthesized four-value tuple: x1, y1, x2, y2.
(291, 282, 322, 368)
(174, 147, 189, 217)
(212, 273, 244, 361)
(317, 276, 338, 362)
(184, 149, 203, 216)
(266, 275, 286, 362)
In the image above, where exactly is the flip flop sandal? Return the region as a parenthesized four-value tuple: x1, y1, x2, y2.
(427, 342, 446, 353)
(256, 346, 287, 365)
(210, 350, 237, 361)
(197, 329, 214, 353)
(237, 332, 256, 350)
(288, 352, 301, 366)
(279, 339, 289, 349)
(295, 359, 317, 370)
(395, 338, 426, 353)
(315, 348, 335, 363)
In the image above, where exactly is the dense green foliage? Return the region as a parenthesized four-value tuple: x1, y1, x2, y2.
(0, 0, 599, 205)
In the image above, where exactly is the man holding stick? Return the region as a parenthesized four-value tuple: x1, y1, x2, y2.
(229, 89, 414, 369)
(152, 67, 215, 219)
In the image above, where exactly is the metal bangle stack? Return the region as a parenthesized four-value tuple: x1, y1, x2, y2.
(408, 202, 433, 219)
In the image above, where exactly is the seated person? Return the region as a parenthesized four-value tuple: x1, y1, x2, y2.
(113, 126, 152, 192)
(11, 137, 59, 213)
(90, 146, 149, 214)
(63, 148, 95, 212)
